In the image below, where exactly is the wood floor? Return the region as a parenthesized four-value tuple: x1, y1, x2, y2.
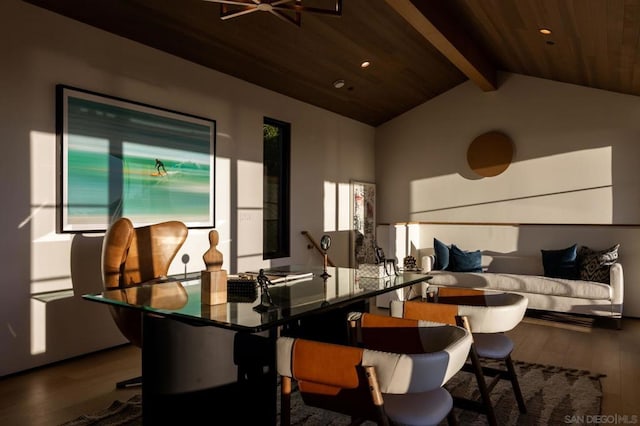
(509, 313, 640, 417)
(1, 311, 639, 426)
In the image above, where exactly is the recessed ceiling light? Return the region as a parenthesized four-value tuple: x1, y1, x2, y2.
(539, 28, 552, 35)
(360, 61, 371, 68)
(333, 79, 345, 89)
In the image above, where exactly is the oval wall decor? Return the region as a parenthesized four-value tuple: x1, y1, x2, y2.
(467, 131, 514, 177)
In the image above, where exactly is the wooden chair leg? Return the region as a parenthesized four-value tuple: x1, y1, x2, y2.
(365, 365, 390, 426)
(281, 376, 291, 426)
(505, 355, 527, 413)
(456, 316, 498, 426)
(468, 349, 498, 426)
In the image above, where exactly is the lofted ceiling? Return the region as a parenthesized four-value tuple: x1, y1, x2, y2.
(23, 0, 640, 127)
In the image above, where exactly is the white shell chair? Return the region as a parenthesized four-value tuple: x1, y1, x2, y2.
(390, 288, 529, 425)
(277, 316, 472, 426)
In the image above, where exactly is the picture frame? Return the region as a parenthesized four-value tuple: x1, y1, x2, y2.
(56, 85, 216, 232)
(350, 180, 376, 267)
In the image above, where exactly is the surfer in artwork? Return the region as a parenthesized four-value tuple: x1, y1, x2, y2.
(155, 158, 167, 176)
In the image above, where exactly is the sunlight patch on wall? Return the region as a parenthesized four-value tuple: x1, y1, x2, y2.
(410, 147, 613, 223)
(214, 156, 231, 262)
(30, 131, 73, 288)
(338, 183, 350, 231)
(31, 299, 46, 355)
(237, 208, 263, 255)
(323, 181, 352, 233)
(237, 159, 265, 271)
(30, 131, 57, 237)
(237, 160, 263, 256)
(324, 181, 336, 231)
(407, 223, 422, 255)
(394, 223, 408, 262)
(237, 160, 263, 209)
(31, 278, 74, 296)
(30, 131, 75, 355)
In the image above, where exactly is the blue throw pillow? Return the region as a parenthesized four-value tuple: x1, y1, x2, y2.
(449, 244, 483, 272)
(433, 238, 450, 270)
(541, 244, 578, 279)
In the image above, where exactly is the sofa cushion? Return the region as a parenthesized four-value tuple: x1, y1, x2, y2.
(484, 255, 543, 275)
(541, 244, 579, 280)
(578, 244, 619, 284)
(428, 271, 612, 301)
(449, 245, 483, 273)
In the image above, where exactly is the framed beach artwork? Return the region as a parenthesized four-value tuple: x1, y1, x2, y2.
(350, 180, 376, 267)
(56, 85, 215, 232)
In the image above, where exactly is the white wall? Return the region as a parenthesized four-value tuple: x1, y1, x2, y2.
(0, 0, 374, 376)
(375, 73, 640, 317)
(376, 72, 640, 224)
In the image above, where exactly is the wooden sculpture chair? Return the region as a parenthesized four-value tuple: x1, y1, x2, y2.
(389, 288, 529, 425)
(277, 329, 471, 426)
(101, 217, 188, 388)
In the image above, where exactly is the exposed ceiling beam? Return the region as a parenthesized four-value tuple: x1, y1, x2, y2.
(386, 0, 497, 91)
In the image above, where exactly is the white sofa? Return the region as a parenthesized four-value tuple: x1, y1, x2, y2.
(417, 251, 623, 327)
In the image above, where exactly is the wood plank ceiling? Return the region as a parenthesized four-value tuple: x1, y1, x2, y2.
(23, 0, 640, 127)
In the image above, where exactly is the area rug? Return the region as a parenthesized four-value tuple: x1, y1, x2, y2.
(60, 359, 604, 426)
(445, 359, 605, 426)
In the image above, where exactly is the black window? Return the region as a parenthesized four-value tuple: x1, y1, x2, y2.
(263, 117, 290, 259)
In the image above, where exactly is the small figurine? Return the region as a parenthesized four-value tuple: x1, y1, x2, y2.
(403, 255, 417, 271)
(203, 230, 224, 271)
(201, 229, 227, 305)
(253, 269, 278, 313)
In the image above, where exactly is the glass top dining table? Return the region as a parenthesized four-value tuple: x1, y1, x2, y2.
(83, 265, 432, 333)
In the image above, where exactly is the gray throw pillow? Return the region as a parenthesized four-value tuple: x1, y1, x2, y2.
(578, 244, 619, 284)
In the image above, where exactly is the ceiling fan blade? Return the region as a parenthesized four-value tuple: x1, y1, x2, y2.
(202, 0, 258, 5)
(220, 7, 259, 19)
(273, 0, 342, 16)
(268, 9, 301, 26)
(204, 0, 340, 23)
(270, 0, 297, 5)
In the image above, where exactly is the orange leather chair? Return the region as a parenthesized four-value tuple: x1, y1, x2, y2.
(101, 217, 188, 388)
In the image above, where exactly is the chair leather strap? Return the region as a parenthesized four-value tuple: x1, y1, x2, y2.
(292, 339, 363, 389)
(359, 313, 427, 354)
(403, 300, 459, 325)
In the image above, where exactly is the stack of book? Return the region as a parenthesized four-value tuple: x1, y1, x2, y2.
(245, 269, 314, 285)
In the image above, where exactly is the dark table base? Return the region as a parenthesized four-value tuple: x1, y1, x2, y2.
(140, 299, 369, 425)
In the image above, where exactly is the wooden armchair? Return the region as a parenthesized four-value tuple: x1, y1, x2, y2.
(101, 217, 188, 388)
(389, 288, 529, 425)
(277, 334, 469, 426)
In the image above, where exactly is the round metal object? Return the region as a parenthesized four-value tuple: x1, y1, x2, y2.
(320, 235, 331, 251)
(467, 131, 514, 177)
